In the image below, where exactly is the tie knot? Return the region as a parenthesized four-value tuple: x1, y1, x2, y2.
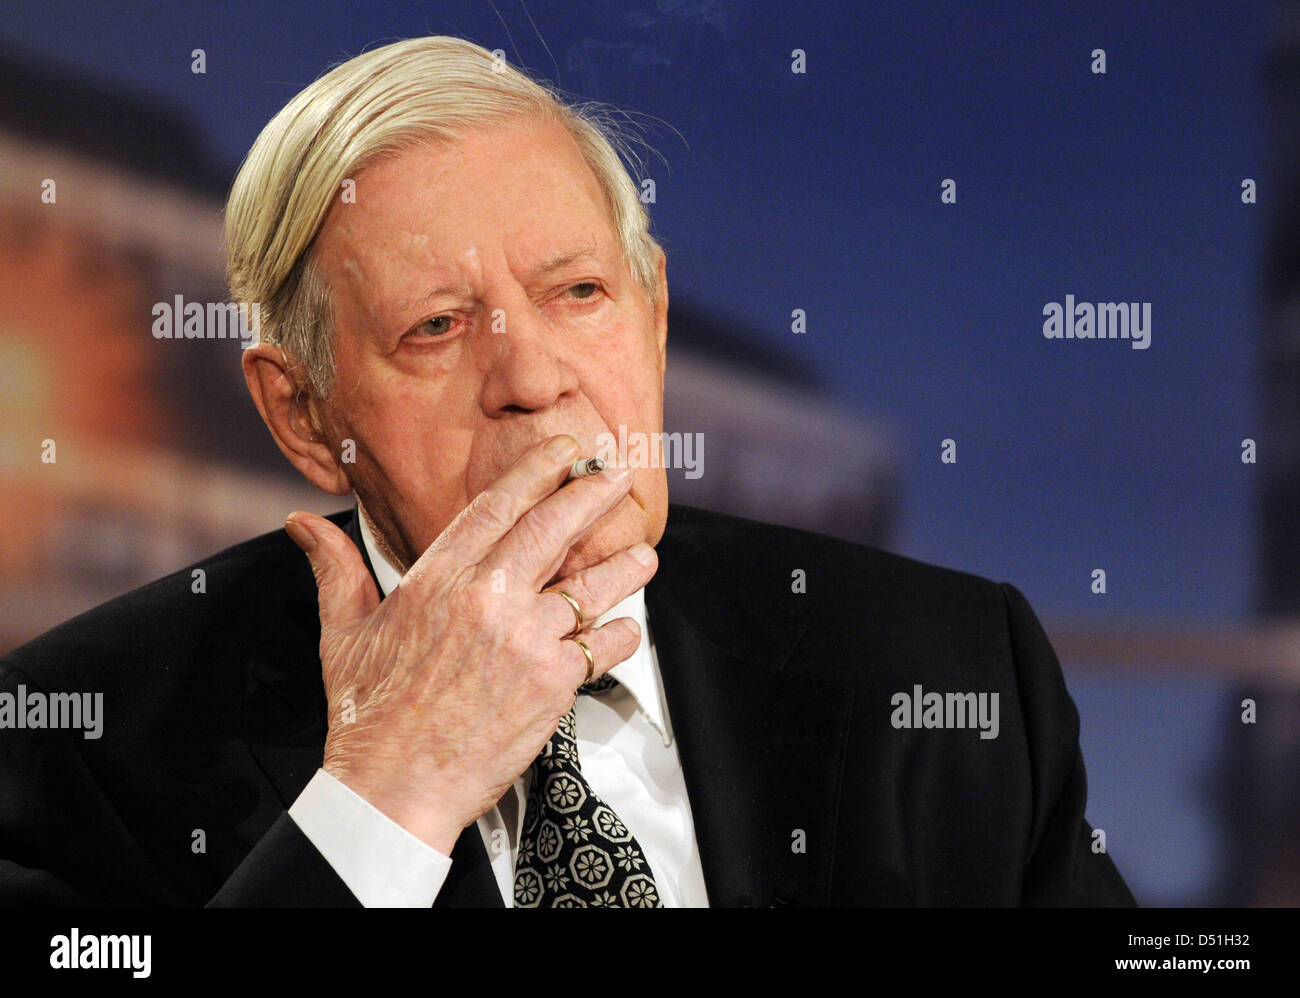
(578, 673, 618, 696)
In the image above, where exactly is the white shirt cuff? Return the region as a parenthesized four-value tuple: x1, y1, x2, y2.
(288, 768, 452, 907)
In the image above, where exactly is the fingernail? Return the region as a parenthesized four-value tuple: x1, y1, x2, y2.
(547, 435, 579, 461)
(285, 516, 317, 553)
(629, 543, 656, 566)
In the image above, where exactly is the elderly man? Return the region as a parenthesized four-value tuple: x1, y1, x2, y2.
(0, 36, 1133, 907)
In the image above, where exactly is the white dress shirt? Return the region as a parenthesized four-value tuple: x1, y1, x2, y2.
(288, 509, 710, 907)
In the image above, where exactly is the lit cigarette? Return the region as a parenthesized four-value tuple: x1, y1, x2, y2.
(568, 456, 606, 479)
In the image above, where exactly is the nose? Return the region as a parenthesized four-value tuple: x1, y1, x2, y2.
(477, 292, 580, 415)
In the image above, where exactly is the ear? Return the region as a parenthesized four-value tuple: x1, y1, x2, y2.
(242, 343, 353, 496)
(652, 246, 668, 372)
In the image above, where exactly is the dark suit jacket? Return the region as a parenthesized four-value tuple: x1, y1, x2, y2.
(0, 503, 1134, 906)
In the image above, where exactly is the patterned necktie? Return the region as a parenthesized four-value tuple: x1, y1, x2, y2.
(512, 674, 664, 907)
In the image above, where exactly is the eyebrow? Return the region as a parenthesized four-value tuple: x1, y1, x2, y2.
(525, 247, 600, 279)
(413, 247, 602, 308)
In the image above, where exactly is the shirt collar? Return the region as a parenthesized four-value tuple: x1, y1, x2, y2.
(357, 504, 404, 597)
(355, 504, 670, 743)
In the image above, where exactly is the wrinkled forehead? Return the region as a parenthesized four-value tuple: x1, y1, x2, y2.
(313, 118, 620, 308)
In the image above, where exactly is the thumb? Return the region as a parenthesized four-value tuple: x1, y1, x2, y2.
(284, 512, 380, 641)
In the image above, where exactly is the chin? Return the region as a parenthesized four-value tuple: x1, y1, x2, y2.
(550, 498, 654, 586)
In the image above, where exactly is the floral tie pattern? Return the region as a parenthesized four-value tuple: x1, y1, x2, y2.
(512, 675, 663, 907)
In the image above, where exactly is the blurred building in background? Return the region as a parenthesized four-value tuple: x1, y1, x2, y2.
(0, 51, 324, 652)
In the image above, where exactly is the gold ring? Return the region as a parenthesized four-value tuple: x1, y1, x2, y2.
(567, 636, 595, 687)
(544, 588, 584, 638)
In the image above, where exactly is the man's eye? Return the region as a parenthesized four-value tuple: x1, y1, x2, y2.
(412, 316, 453, 337)
(567, 282, 599, 300)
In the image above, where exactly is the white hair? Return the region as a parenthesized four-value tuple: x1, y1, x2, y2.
(225, 35, 663, 398)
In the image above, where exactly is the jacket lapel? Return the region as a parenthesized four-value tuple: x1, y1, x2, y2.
(647, 506, 854, 907)
(243, 515, 342, 814)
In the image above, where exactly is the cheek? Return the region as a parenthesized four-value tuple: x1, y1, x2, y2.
(634, 465, 668, 507)
(331, 386, 462, 492)
(591, 328, 664, 421)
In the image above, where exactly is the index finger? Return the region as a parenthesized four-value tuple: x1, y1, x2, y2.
(402, 434, 581, 586)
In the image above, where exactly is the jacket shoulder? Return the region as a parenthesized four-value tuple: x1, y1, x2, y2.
(661, 504, 1035, 701)
(665, 502, 1010, 612)
(0, 511, 348, 689)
